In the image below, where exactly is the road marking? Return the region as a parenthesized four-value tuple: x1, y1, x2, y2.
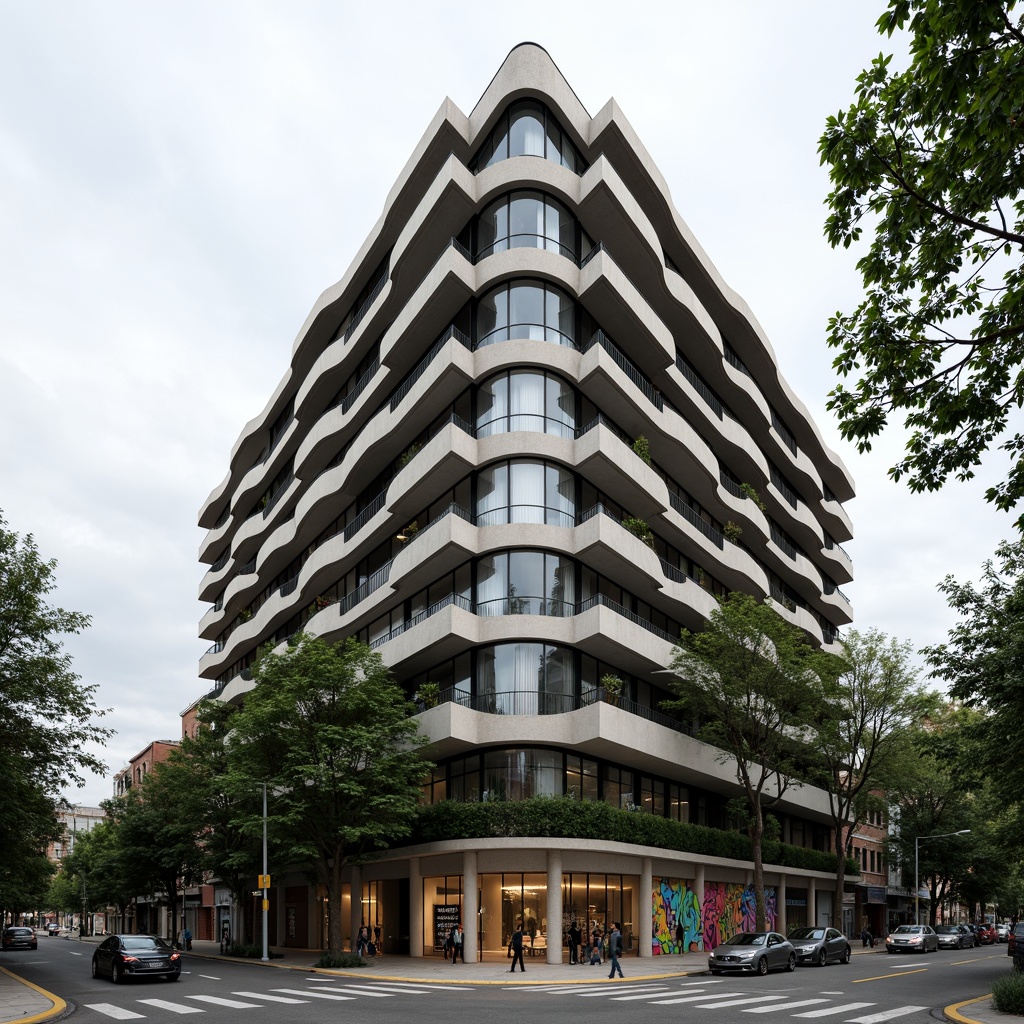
(518, 983, 617, 992)
(855, 969, 927, 982)
(845, 1007, 928, 1023)
(794, 1003, 876, 1017)
(694, 995, 793, 1009)
(137, 998, 204, 1014)
(271, 988, 355, 1001)
(322, 986, 394, 997)
(650, 992, 745, 1005)
(339, 984, 436, 994)
(744, 1000, 832, 1013)
(187, 995, 265, 1008)
(83, 1005, 145, 1020)
(232, 992, 309, 1003)
(198, 974, 220, 979)
(608, 989, 673, 1000)
(575, 983, 675, 997)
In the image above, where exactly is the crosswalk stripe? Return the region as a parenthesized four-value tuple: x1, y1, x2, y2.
(650, 991, 745, 1004)
(320, 986, 393, 997)
(794, 1003, 875, 1017)
(271, 988, 355, 1001)
(137, 998, 204, 1014)
(518, 984, 613, 993)
(694, 995, 793, 1009)
(83, 1005, 145, 1020)
(576, 983, 675, 997)
(187, 995, 265, 1008)
(845, 1007, 928, 1023)
(609, 989, 673, 1000)
(744, 999, 832, 1013)
(335, 985, 434, 995)
(232, 992, 309, 1004)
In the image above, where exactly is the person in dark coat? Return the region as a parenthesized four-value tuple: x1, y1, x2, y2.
(450, 922, 465, 964)
(568, 920, 582, 964)
(608, 922, 624, 978)
(508, 922, 526, 972)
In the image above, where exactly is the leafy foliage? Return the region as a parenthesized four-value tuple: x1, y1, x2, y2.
(663, 593, 845, 928)
(0, 511, 110, 918)
(992, 970, 1024, 1014)
(406, 797, 856, 876)
(820, 1, 1024, 523)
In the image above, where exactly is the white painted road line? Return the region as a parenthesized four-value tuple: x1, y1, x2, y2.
(694, 995, 793, 1009)
(83, 1005, 145, 1020)
(744, 1000, 833, 1012)
(649, 991, 745, 1005)
(794, 1003, 876, 1017)
(137, 998, 204, 1014)
(187, 995, 265, 1008)
(232, 992, 310, 1003)
(609, 989, 673, 1000)
(326, 986, 394, 997)
(845, 1008, 928, 1023)
(271, 988, 355, 1001)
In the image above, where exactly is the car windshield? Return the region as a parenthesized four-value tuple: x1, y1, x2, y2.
(893, 926, 922, 934)
(935, 926, 958, 934)
(724, 933, 766, 946)
(789, 928, 825, 940)
(122, 937, 165, 950)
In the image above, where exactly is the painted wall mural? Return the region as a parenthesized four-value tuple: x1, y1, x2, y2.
(652, 879, 778, 953)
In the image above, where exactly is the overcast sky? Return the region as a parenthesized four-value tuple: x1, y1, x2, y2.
(1, 1, 1011, 809)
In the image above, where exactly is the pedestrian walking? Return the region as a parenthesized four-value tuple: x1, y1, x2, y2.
(450, 922, 465, 964)
(589, 926, 603, 964)
(183, 927, 192, 951)
(508, 922, 526, 972)
(608, 921, 624, 979)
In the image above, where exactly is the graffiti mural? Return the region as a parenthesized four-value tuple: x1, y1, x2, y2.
(651, 877, 703, 954)
(702, 882, 776, 950)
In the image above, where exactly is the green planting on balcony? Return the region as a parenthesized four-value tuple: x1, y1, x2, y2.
(401, 797, 857, 876)
(621, 516, 656, 549)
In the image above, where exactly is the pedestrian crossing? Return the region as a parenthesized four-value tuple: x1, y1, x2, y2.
(513, 980, 929, 1023)
(83, 981, 455, 1018)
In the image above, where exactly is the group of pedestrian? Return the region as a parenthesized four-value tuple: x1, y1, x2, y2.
(356, 923, 384, 958)
(510, 919, 623, 977)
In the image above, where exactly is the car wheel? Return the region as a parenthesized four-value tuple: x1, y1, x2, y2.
(111, 961, 122, 984)
(786, 953, 796, 972)
(817, 948, 827, 967)
(91, 957, 99, 979)
(165, 973, 180, 982)
(757, 956, 769, 976)
(842, 945, 851, 964)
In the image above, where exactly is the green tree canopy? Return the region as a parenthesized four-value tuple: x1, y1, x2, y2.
(820, 1, 1024, 524)
(223, 634, 429, 955)
(664, 593, 844, 930)
(806, 629, 927, 928)
(0, 510, 110, 918)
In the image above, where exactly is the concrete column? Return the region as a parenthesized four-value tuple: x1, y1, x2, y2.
(777, 873, 787, 935)
(546, 848, 563, 964)
(807, 876, 817, 928)
(693, 864, 706, 952)
(349, 864, 361, 953)
(463, 851, 478, 963)
(409, 857, 422, 957)
(640, 857, 653, 958)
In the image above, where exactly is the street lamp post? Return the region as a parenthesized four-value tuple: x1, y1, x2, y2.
(261, 782, 269, 963)
(914, 830, 971, 925)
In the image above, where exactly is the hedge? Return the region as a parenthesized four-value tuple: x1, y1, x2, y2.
(396, 797, 856, 876)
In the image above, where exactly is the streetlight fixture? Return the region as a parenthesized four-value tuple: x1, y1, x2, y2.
(261, 782, 269, 963)
(914, 830, 970, 925)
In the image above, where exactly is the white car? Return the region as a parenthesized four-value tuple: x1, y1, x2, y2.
(886, 925, 938, 954)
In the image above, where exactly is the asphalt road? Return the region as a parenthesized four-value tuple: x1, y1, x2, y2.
(4, 940, 1012, 1024)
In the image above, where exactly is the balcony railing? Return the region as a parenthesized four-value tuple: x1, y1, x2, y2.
(344, 489, 387, 542)
(668, 492, 724, 548)
(771, 409, 798, 457)
(390, 323, 471, 413)
(769, 465, 799, 509)
(342, 270, 388, 343)
(676, 353, 723, 418)
(584, 329, 663, 411)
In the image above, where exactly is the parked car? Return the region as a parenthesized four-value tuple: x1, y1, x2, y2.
(46, 923, 61, 936)
(977, 924, 998, 945)
(1, 927, 38, 952)
(996, 924, 1009, 943)
(885, 925, 938, 954)
(964, 924, 981, 946)
(787, 927, 852, 966)
(708, 932, 797, 975)
(935, 925, 972, 950)
(1008, 923, 1024, 968)
(91, 934, 181, 983)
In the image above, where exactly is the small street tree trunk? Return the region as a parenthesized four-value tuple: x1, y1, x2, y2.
(752, 801, 767, 931)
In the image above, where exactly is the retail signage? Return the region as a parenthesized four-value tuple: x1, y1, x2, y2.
(434, 904, 459, 950)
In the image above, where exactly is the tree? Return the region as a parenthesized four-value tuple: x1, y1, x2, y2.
(664, 594, 844, 930)
(0, 510, 110, 917)
(223, 634, 429, 956)
(819, 2, 1024, 524)
(807, 629, 927, 929)
(923, 538, 1024, 808)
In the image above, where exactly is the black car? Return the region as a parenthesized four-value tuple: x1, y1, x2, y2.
(1, 927, 38, 951)
(91, 934, 181, 983)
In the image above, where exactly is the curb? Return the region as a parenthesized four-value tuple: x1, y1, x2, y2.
(0, 965, 65, 1024)
(944, 995, 993, 1024)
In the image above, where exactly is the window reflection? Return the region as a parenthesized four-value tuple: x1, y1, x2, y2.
(476, 191, 583, 261)
(476, 281, 575, 348)
(473, 100, 587, 173)
(475, 370, 587, 440)
(474, 460, 577, 526)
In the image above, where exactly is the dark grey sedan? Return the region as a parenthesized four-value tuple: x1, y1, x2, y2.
(788, 926, 852, 966)
(91, 934, 181, 983)
(935, 925, 972, 950)
(708, 931, 797, 975)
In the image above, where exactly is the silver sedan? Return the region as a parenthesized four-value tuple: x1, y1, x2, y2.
(708, 932, 797, 975)
(885, 925, 938, 954)
(788, 926, 852, 966)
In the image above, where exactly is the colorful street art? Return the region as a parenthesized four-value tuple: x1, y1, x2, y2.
(651, 877, 703, 954)
(702, 882, 776, 950)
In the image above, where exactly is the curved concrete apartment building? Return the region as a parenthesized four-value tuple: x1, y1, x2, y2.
(198, 44, 855, 960)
